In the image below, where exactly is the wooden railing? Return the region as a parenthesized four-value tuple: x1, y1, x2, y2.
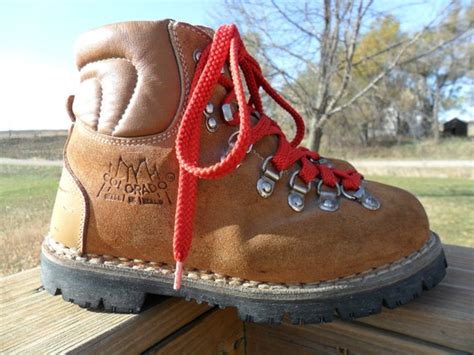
(1, 244, 472, 354)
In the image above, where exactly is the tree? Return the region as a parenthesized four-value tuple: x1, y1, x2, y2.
(219, 0, 471, 151)
(404, 2, 473, 141)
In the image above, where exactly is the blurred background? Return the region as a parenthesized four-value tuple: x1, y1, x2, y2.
(0, 0, 472, 276)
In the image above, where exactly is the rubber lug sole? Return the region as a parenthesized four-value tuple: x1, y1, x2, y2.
(40, 233, 447, 324)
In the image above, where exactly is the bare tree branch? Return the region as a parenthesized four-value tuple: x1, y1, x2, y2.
(322, 25, 427, 123)
(270, 0, 321, 41)
(327, 0, 371, 113)
(220, 0, 471, 150)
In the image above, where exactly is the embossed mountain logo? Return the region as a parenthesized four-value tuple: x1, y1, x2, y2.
(97, 156, 176, 206)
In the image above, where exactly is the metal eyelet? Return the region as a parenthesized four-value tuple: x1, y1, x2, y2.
(193, 49, 202, 63)
(310, 157, 334, 168)
(257, 156, 282, 198)
(341, 183, 364, 201)
(205, 116, 218, 132)
(316, 180, 341, 212)
(287, 170, 311, 212)
(227, 131, 253, 154)
(222, 103, 239, 122)
(205, 102, 214, 114)
(361, 194, 381, 210)
(222, 104, 259, 123)
(203, 102, 218, 133)
(221, 131, 253, 168)
(341, 182, 381, 210)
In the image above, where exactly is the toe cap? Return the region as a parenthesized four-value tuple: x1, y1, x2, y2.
(338, 180, 431, 275)
(252, 180, 431, 283)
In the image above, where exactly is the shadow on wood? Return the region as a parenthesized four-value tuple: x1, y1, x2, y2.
(0, 245, 472, 354)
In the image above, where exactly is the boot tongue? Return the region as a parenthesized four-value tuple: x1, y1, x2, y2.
(190, 25, 278, 164)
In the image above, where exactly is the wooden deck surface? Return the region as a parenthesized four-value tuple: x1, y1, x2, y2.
(1, 244, 472, 354)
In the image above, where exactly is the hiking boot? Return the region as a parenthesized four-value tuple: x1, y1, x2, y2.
(41, 20, 447, 324)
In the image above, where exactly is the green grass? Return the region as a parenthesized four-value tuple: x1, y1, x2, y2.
(0, 134, 67, 160)
(0, 165, 61, 206)
(0, 165, 472, 276)
(320, 137, 474, 160)
(368, 176, 474, 248)
(1, 134, 473, 160)
(0, 165, 61, 276)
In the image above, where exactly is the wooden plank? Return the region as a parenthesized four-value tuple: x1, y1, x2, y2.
(247, 244, 474, 354)
(356, 244, 474, 353)
(0, 268, 211, 354)
(445, 244, 474, 271)
(246, 322, 335, 355)
(441, 265, 473, 290)
(146, 308, 245, 354)
(0, 244, 472, 354)
(0, 268, 42, 302)
(358, 284, 473, 353)
(246, 321, 463, 354)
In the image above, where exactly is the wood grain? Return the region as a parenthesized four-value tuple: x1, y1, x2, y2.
(147, 308, 245, 355)
(445, 244, 474, 271)
(0, 244, 472, 354)
(0, 268, 211, 354)
(246, 244, 474, 354)
(246, 320, 464, 354)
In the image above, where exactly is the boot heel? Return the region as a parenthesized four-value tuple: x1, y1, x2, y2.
(41, 251, 146, 313)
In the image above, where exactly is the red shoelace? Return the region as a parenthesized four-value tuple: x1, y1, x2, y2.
(173, 24, 362, 289)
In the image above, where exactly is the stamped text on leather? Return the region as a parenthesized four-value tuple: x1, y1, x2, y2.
(97, 156, 176, 206)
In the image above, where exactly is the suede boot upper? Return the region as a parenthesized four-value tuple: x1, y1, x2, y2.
(50, 20, 430, 285)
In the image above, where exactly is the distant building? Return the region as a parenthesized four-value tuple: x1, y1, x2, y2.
(443, 118, 468, 137)
(468, 122, 474, 138)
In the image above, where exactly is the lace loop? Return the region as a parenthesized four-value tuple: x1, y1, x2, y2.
(172, 24, 362, 290)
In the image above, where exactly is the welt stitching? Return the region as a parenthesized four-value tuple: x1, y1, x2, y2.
(45, 234, 434, 292)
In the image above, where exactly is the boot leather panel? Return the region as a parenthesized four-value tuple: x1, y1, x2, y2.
(65, 121, 429, 284)
(52, 20, 430, 284)
(73, 20, 181, 137)
(49, 164, 87, 252)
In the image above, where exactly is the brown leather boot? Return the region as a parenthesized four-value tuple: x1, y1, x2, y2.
(41, 20, 446, 324)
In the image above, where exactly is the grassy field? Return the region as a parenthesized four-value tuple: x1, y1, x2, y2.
(321, 137, 474, 160)
(369, 176, 474, 248)
(0, 134, 67, 160)
(0, 164, 472, 276)
(0, 133, 472, 161)
(0, 165, 61, 276)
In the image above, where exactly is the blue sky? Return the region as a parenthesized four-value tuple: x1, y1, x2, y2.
(0, 0, 470, 131)
(0, 0, 217, 66)
(0, 0, 218, 131)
